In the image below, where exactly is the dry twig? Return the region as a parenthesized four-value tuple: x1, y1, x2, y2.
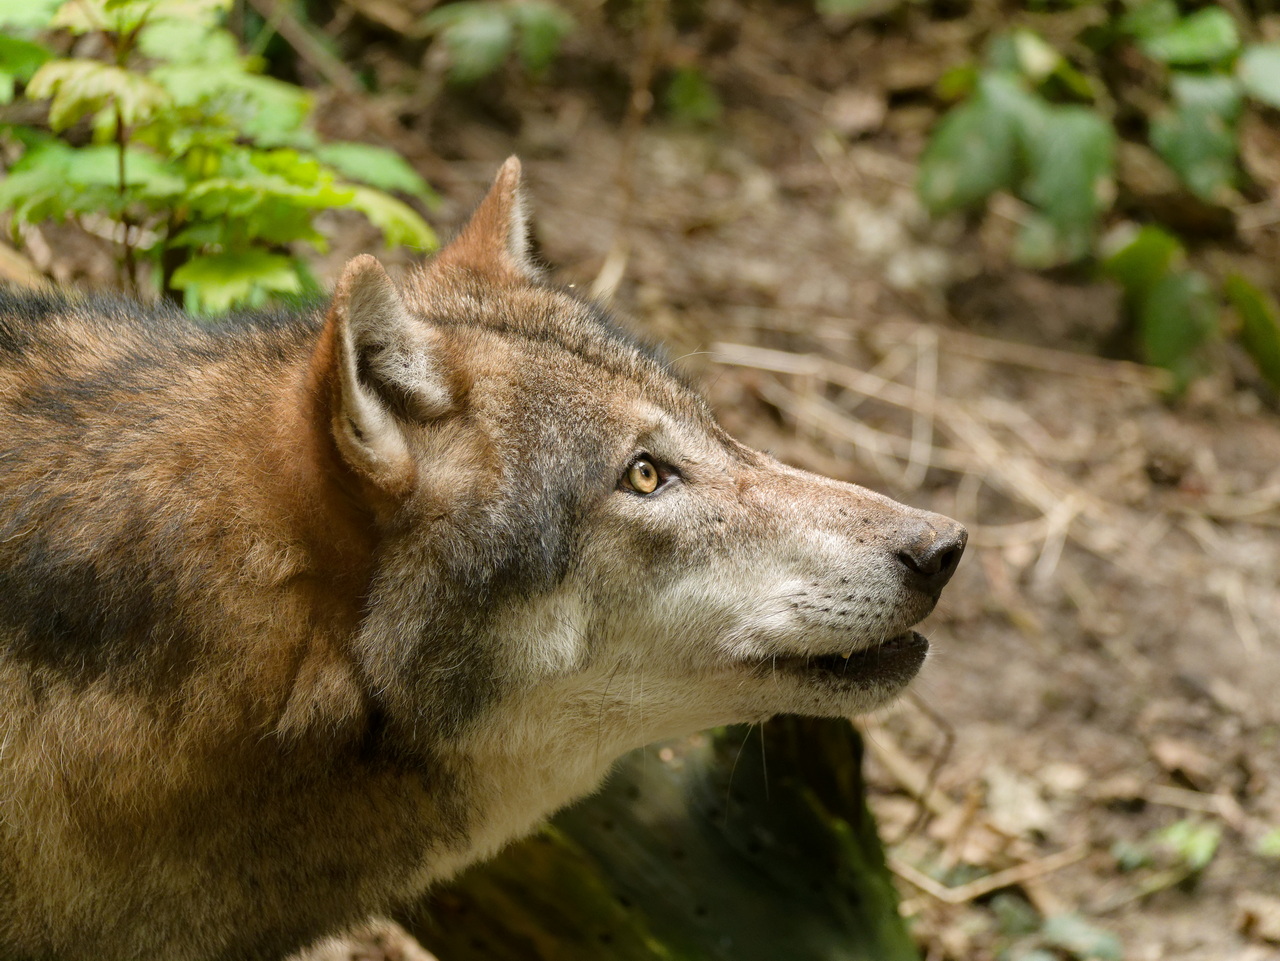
(889, 845, 1089, 906)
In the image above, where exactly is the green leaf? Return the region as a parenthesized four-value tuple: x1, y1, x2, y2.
(1225, 275, 1280, 392)
(919, 97, 1010, 213)
(0, 146, 71, 224)
(988, 29, 1093, 100)
(1238, 43, 1280, 111)
(1156, 818, 1222, 871)
(171, 249, 302, 313)
(53, 0, 141, 34)
(1139, 8, 1240, 66)
(935, 63, 978, 101)
(816, 0, 880, 13)
(1111, 839, 1153, 873)
(1018, 104, 1114, 265)
(422, 2, 515, 85)
(0, 0, 60, 29)
(1150, 72, 1241, 203)
(1118, 0, 1178, 42)
(313, 143, 438, 203)
(0, 140, 183, 225)
(0, 35, 52, 82)
(53, 0, 229, 34)
(1103, 225, 1181, 308)
(139, 18, 240, 65)
(68, 144, 184, 195)
(0, 34, 53, 105)
(509, 0, 573, 74)
(664, 67, 722, 125)
(1171, 70, 1244, 119)
(249, 146, 330, 187)
(1042, 914, 1123, 961)
(345, 185, 438, 250)
(171, 205, 328, 253)
(917, 73, 1042, 215)
(150, 64, 312, 146)
(183, 174, 349, 221)
(27, 59, 169, 130)
(985, 33, 1021, 74)
(990, 892, 1041, 937)
(104, 0, 231, 14)
(1256, 828, 1280, 858)
(1140, 270, 1217, 391)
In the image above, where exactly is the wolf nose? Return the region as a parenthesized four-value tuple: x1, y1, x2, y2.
(896, 521, 967, 594)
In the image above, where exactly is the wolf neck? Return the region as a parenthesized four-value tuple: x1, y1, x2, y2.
(421, 662, 710, 882)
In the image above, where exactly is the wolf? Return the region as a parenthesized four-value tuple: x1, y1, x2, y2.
(0, 158, 965, 961)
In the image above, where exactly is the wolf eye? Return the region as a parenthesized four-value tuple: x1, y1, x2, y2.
(624, 457, 661, 495)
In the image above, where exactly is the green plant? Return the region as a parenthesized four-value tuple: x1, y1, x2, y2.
(1103, 224, 1280, 394)
(421, 0, 574, 85)
(1154, 817, 1223, 872)
(917, 3, 1280, 394)
(991, 905, 1122, 961)
(0, 0, 437, 312)
(1038, 914, 1123, 961)
(1256, 827, 1280, 858)
(663, 66, 722, 125)
(918, 29, 1116, 268)
(1109, 816, 1222, 907)
(1102, 225, 1215, 393)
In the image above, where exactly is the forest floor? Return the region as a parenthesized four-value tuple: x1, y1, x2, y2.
(16, 2, 1280, 959)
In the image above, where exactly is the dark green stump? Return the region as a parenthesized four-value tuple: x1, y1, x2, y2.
(405, 717, 918, 961)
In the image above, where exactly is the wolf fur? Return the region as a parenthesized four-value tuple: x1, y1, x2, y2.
(0, 158, 965, 961)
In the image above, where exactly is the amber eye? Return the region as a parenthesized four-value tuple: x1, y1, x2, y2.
(625, 458, 660, 494)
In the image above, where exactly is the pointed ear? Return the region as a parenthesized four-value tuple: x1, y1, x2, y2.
(323, 255, 451, 489)
(430, 156, 541, 283)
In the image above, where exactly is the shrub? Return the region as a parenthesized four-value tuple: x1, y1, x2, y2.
(917, 4, 1280, 394)
(0, 0, 437, 312)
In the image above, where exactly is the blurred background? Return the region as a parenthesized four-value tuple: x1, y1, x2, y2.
(2, 1, 1279, 958)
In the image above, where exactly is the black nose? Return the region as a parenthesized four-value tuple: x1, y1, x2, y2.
(896, 520, 967, 594)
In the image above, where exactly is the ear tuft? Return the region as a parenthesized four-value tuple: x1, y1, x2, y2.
(429, 156, 541, 283)
(325, 255, 451, 489)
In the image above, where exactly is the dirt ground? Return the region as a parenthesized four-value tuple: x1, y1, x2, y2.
(12, 3, 1280, 958)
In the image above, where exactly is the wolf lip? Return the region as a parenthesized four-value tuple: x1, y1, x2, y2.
(762, 631, 930, 685)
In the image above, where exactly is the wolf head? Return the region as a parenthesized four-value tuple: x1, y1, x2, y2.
(314, 157, 965, 772)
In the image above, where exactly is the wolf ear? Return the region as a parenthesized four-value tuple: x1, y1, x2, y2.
(430, 156, 540, 283)
(324, 255, 451, 489)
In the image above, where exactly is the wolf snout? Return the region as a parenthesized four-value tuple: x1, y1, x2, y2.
(894, 517, 967, 594)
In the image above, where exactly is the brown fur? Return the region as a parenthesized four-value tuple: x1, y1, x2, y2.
(0, 159, 965, 960)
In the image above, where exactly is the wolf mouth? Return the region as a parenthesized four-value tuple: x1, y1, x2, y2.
(756, 631, 930, 686)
